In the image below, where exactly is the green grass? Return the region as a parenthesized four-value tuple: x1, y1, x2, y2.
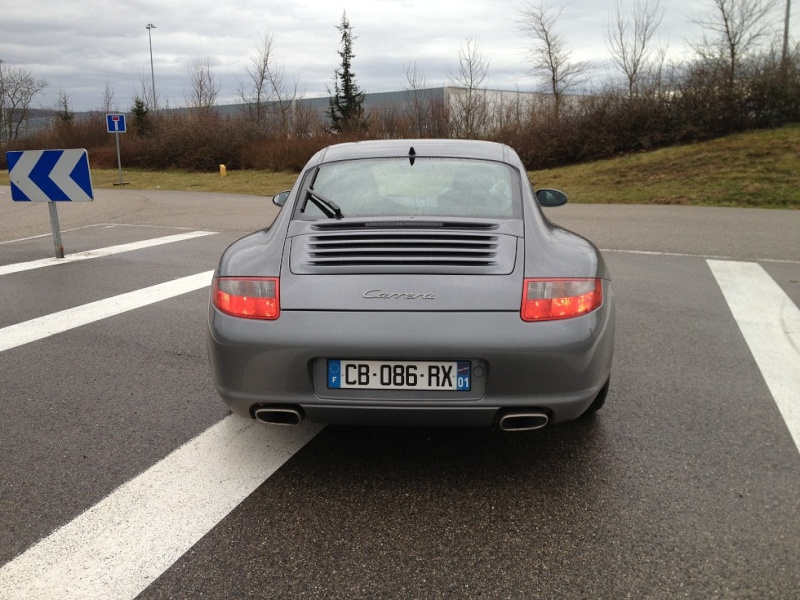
(2, 126, 798, 208)
(529, 125, 800, 209)
(88, 168, 299, 197)
(0, 166, 298, 198)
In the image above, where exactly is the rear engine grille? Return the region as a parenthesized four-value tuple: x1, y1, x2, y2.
(291, 231, 518, 274)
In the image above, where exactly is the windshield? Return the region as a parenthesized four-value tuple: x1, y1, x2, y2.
(296, 157, 521, 220)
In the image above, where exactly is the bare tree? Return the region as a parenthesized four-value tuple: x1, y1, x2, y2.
(492, 86, 535, 133)
(239, 32, 275, 125)
(426, 97, 452, 138)
(403, 62, 430, 136)
(368, 103, 409, 138)
(692, 0, 776, 84)
(1, 66, 48, 140)
(517, 1, 593, 118)
(185, 56, 220, 115)
(99, 79, 117, 113)
(0, 60, 6, 139)
(291, 101, 325, 137)
(238, 32, 299, 136)
(605, 0, 666, 97)
(447, 35, 490, 138)
(136, 70, 157, 112)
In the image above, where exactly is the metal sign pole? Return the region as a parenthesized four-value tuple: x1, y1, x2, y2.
(47, 202, 65, 259)
(115, 131, 124, 185)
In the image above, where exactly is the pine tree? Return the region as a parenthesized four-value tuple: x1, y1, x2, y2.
(327, 11, 367, 133)
(130, 97, 151, 137)
(56, 92, 74, 126)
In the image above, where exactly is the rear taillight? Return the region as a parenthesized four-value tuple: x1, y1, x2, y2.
(213, 277, 280, 320)
(521, 278, 602, 321)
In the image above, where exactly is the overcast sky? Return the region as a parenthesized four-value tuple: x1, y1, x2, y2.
(1, 0, 796, 112)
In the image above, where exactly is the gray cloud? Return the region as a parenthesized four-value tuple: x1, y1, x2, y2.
(1, 0, 795, 111)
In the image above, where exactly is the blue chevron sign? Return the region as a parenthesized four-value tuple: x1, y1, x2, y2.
(6, 149, 94, 202)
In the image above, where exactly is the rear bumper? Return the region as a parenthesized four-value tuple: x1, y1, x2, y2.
(207, 287, 614, 426)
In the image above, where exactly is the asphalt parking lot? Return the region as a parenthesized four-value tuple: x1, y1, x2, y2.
(1, 187, 798, 599)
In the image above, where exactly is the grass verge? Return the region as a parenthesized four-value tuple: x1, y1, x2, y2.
(1, 126, 798, 208)
(530, 125, 799, 209)
(88, 168, 299, 197)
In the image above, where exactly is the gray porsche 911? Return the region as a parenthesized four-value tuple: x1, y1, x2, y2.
(207, 139, 614, 431)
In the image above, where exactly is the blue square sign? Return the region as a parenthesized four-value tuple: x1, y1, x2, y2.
(106, 113, 127, 133)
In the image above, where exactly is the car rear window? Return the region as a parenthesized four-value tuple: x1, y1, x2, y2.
(296, 158, 521, 219)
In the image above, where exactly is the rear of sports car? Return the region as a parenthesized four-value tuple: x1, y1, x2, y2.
(207, 140, 614, 430)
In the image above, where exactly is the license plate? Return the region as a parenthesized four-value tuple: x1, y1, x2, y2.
(328, 360, 471, 391)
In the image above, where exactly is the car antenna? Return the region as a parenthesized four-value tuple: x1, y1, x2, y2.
(408, 146, 416, 166)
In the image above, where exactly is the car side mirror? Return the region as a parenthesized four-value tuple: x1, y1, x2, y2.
(535, 188, 568, 207)
(273, 190, 291, 207)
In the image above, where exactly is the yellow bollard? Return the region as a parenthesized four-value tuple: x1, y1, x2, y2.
(219, 164, 227, 177)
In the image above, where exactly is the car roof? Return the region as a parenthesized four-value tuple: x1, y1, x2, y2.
(313, 138, 516, 165)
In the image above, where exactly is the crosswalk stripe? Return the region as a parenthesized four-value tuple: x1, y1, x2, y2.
(0, 231, 217, 276)
(0, 270, 214, 353)
(709, 260, 800, 455)
(0, 416, 324, 599)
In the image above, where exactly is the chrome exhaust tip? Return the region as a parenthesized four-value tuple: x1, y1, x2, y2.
(498, 411, 549, 432)
(253, 406, 304, 426)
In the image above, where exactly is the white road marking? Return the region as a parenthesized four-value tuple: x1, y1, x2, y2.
(0, 224, 113, 245)
(0, 270, 214, 353)
(0, 224, 205, 246)
(709, 260, 800, 455)
(0, 230, 217, 276)
(601, 248, 800, 265)
(0, 231, 54, 244)
(0, 415, 324, 599)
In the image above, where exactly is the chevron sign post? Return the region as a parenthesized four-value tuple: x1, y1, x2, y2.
(7, 149, 93, 202)
(6, 149, 94, 258)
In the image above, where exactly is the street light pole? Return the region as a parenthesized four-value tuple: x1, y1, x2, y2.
(146, 24, 157, 112)
(783, 0, 792, 67)
(0, 59, 5, 143)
